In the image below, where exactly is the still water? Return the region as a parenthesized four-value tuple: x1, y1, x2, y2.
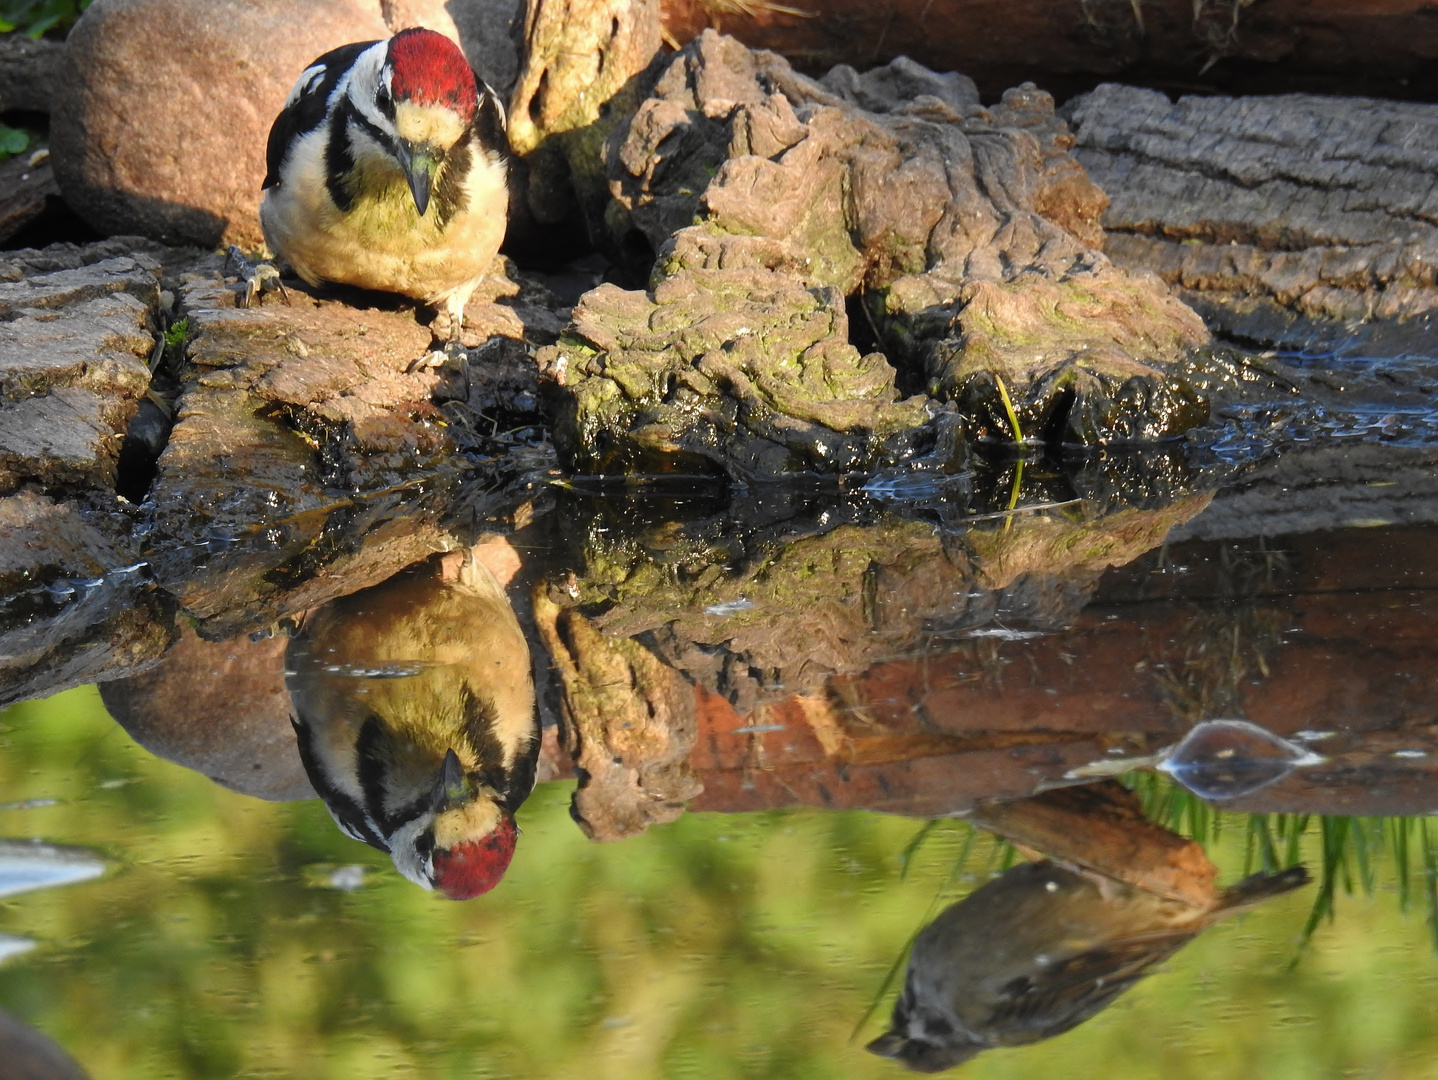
(6, 687, 1438, 1079)
(6, 434, 1438, 1077)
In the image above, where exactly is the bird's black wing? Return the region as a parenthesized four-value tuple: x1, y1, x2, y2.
(456, 685, 540, 814)
(291, 713, 389, 852)
(263, 40, 379, 190)
(986, 933, 1194, 1043)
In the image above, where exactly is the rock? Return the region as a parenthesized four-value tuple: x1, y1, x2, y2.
(0, 490, 175, 709)
(1068, 84, 1438, 344)
(0, 254, 159, 494)
(49, 0, 522, 248)
(508, 0, 663, 235)
(534, 587, 701, 841)
(141, 264, 461, 636)
(545, 269, 937, 479)
(98, 625, 315, 801)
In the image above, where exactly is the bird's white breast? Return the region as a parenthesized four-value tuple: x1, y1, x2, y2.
(260, 128, 507, 307)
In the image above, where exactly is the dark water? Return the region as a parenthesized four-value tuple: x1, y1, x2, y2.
(5, 417, 1438, 1077)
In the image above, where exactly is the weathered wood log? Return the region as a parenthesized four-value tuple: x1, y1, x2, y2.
(0, 150, 58, 246)
(1068, 84, 1438, 341)
(0, 35, 63, 113)
(659, 0, 1438, 103)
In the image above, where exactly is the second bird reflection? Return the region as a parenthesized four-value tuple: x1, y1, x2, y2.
(869, 785, 1309, 1072)
(286, 550, 539, 899)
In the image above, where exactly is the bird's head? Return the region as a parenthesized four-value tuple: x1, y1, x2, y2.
(377, 28, 479, 216)
(865, 1029, 982, 1073)
(391, 748, 517, 899)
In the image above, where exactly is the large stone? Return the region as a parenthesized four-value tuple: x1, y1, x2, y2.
(99, 625, 315, 801)
(50, 0, 522, 248)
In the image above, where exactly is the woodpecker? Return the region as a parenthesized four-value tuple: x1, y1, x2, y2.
(259, 28, 509, 346)
(286, 551, 539, 899)
(868, 859, 1308, 1071)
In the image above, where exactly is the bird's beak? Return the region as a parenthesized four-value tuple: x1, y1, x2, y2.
(432, 748, 475, 811)
(398, 141, 440, 217)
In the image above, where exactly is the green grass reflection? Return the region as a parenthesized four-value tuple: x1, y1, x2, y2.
(0, 687, 1436, 1078)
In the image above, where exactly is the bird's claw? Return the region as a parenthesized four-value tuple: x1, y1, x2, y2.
(227, 246, 290, 309)
(408, 340, 468, 373)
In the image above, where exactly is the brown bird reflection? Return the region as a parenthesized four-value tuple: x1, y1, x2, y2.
(868, 782, 1309, 1072)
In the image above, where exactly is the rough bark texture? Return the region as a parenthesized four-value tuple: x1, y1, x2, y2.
(659, 0, 1438, 104)
(541, 33, 1213, 481)
(1069, 84, 1438, 345)
(0, 244, 160, 494)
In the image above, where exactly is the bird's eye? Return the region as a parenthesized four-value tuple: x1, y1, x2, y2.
(415, 829, 435, 862)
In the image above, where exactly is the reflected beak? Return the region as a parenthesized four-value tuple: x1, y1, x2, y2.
(398, 141, 440, 217)
(432, 748, 474, 811)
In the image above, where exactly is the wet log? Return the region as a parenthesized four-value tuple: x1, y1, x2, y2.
(0, 242, 160, 494)
(0, 491, 175, 709)
(0, 149, 59, 247)
(967, 782, 1219, 906)
(686, 522, 1438, 818)
(1068, 85, 1438, 347)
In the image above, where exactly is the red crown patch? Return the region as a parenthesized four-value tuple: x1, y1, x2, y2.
(387, 28, 478, 119)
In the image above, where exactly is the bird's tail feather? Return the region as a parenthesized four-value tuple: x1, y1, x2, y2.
(1216, 865, 1310, 911)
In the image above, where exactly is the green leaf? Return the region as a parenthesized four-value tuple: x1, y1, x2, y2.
(0, 124, 29, 163)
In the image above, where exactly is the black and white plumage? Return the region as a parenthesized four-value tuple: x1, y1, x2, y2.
(285, 551, 539, 899)
(259, 28, 509, 343)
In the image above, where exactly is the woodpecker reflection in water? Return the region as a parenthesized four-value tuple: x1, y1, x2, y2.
(869, 804, 1309, 1071)
(286, 550, 538, 899)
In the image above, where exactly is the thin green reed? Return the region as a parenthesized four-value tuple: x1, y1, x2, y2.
(1126, 773, 1438, 954)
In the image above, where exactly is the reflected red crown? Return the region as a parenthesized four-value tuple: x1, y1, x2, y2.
(432, 813, 516, 900)
(386, 28, 477, 118)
